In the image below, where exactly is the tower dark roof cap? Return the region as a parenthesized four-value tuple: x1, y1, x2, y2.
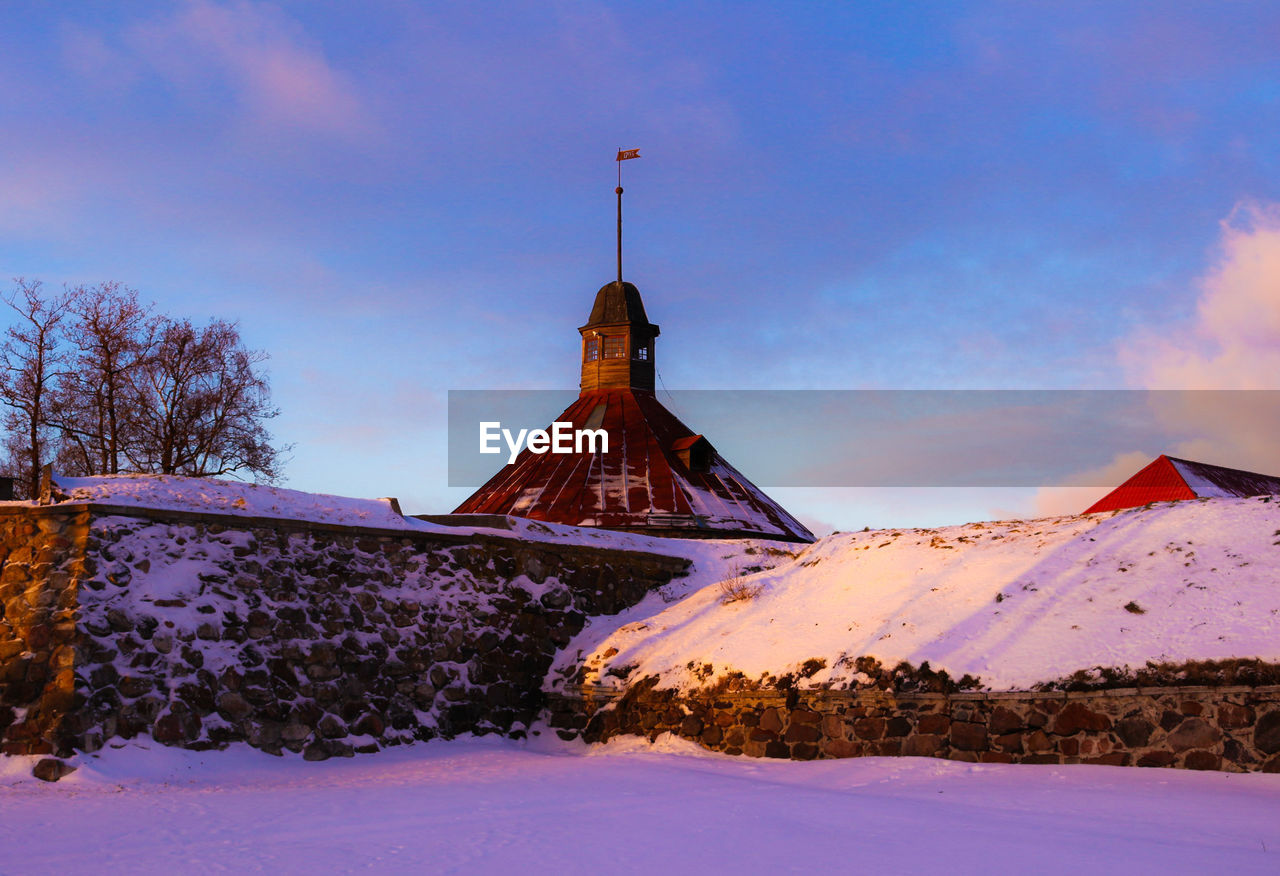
(585, 280, 651, 327)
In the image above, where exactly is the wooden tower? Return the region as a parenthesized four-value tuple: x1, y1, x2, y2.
(453, 165, 813, 542)
(579, 281, 659, 393)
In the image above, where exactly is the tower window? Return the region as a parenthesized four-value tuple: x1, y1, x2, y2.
(603, 336, 626, 359)
(584, 337, 600, 362)
(672, 435, 713, 473)
(634, 342, 649, 361)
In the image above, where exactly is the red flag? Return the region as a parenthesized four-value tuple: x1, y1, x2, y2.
(616, 148, 640, 161)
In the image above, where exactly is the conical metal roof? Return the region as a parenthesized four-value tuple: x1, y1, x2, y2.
(453, 388, 814, 542)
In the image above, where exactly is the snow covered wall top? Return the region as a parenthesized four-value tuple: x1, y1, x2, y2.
(47, 473, 416, 530)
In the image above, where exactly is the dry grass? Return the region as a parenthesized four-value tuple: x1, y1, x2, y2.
(718, 563, 764, 604)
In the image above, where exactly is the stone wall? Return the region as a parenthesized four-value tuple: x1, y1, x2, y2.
(547, 682, 1280, 772)
(0, 505, 688, 759)
(0, 507, 90, 757)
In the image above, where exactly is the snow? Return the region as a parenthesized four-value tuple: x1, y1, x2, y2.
(49, 473, 424, 530)
(36, 471, 772, 560)
(1, 734, 1277, 874)
(563, 496, 1280, 692)
(1169, 458, 1237, 498)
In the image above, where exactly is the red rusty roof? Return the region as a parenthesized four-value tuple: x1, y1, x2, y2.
(453, 388, 814, 542)
(1085, 454, 1280, 514)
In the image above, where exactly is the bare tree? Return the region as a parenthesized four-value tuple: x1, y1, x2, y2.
(0, 280, 71, 498)
(1, 279, 286, 488)
(124, 317, 284, 480)
(50, 282, 154, 475)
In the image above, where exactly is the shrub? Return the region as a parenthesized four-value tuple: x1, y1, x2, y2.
(718, 564, 764, 604)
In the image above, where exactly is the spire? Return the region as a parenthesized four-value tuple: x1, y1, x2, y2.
(580, 148, 654, 395)
(615, 147, 639, 284)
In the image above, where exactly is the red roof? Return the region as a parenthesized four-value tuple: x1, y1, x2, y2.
(454, 389, 814, 542)
(1085, 455, 1280, 514)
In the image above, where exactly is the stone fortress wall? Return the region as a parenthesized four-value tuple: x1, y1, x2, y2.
(3, 501, 1279, 772)
(547, 682, 1280, 772)
(0, 504, 688, 760)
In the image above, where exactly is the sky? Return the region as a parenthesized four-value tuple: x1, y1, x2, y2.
(3, 1, 1280, 533)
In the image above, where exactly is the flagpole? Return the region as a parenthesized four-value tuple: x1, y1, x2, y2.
(616, 148, 624, 285)
(614, 147, 639, 286)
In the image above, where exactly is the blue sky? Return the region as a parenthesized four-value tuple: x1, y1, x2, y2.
(4, 1, 1280, 532)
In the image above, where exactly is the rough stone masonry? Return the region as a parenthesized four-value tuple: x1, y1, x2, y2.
(0, 504, 688, 760)
(547, 682, 1280, 772)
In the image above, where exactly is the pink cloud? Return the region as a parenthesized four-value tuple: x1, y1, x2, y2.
(1122, 202, 1280, 391)
(1122, 203, 1280, 474)
(1026, 203, 1280, 518)
(127, 0, 374, 138)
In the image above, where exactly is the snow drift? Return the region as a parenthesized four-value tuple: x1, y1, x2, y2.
(559, 496, 1280, 692)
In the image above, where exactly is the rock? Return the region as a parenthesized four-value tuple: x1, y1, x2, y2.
(785, 722, 820, 744)
(540, 588, 571, 609)
(885, 716, 912, 737)
(1183, 750, 1220, 771)
(302, 742, 331, 761)
(994, 732, 1023, 753)
(1114, 716, 1154, 748)
(1255, 711, 1280, 755)
(917, 713, 950, 734)
(950, 721, 988, 751)
(1137, 750, 1176, 768)
(32, 758, 76, 782)
(791, 742, 819, 760)
(764, 740, 789, 759)
(152, 712, 199, 745)
(989, 706, 1024, 735)
(824, 738, 861, 758)
(901, 734, 943, 757)
(248, 721, 283, 747)
(317, 713, 347, 739)
(1083, 753, 1128, 766)
(853, 717, 885, 740)
(118, 675, 155, 698)
(1024, 730, 1053, 753)
(1053, 702, 1111, 735)
(1166, 717, 1220, 753)
(1217, 703, 1254, 730)
(216, 691, 253, 722)
(758, 707, 783, 733)
(281, 722, 311, 743)
(820, 714, 845, 737)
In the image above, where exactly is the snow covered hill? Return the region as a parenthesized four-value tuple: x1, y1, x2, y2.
(555, 496, 1280, 692)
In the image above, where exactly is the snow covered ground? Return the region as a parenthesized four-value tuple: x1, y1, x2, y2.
(561, 496, 1280, 692)
(1, 734, 1278, 875)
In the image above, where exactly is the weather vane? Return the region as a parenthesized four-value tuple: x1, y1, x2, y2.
(616, 146, 640, 284)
